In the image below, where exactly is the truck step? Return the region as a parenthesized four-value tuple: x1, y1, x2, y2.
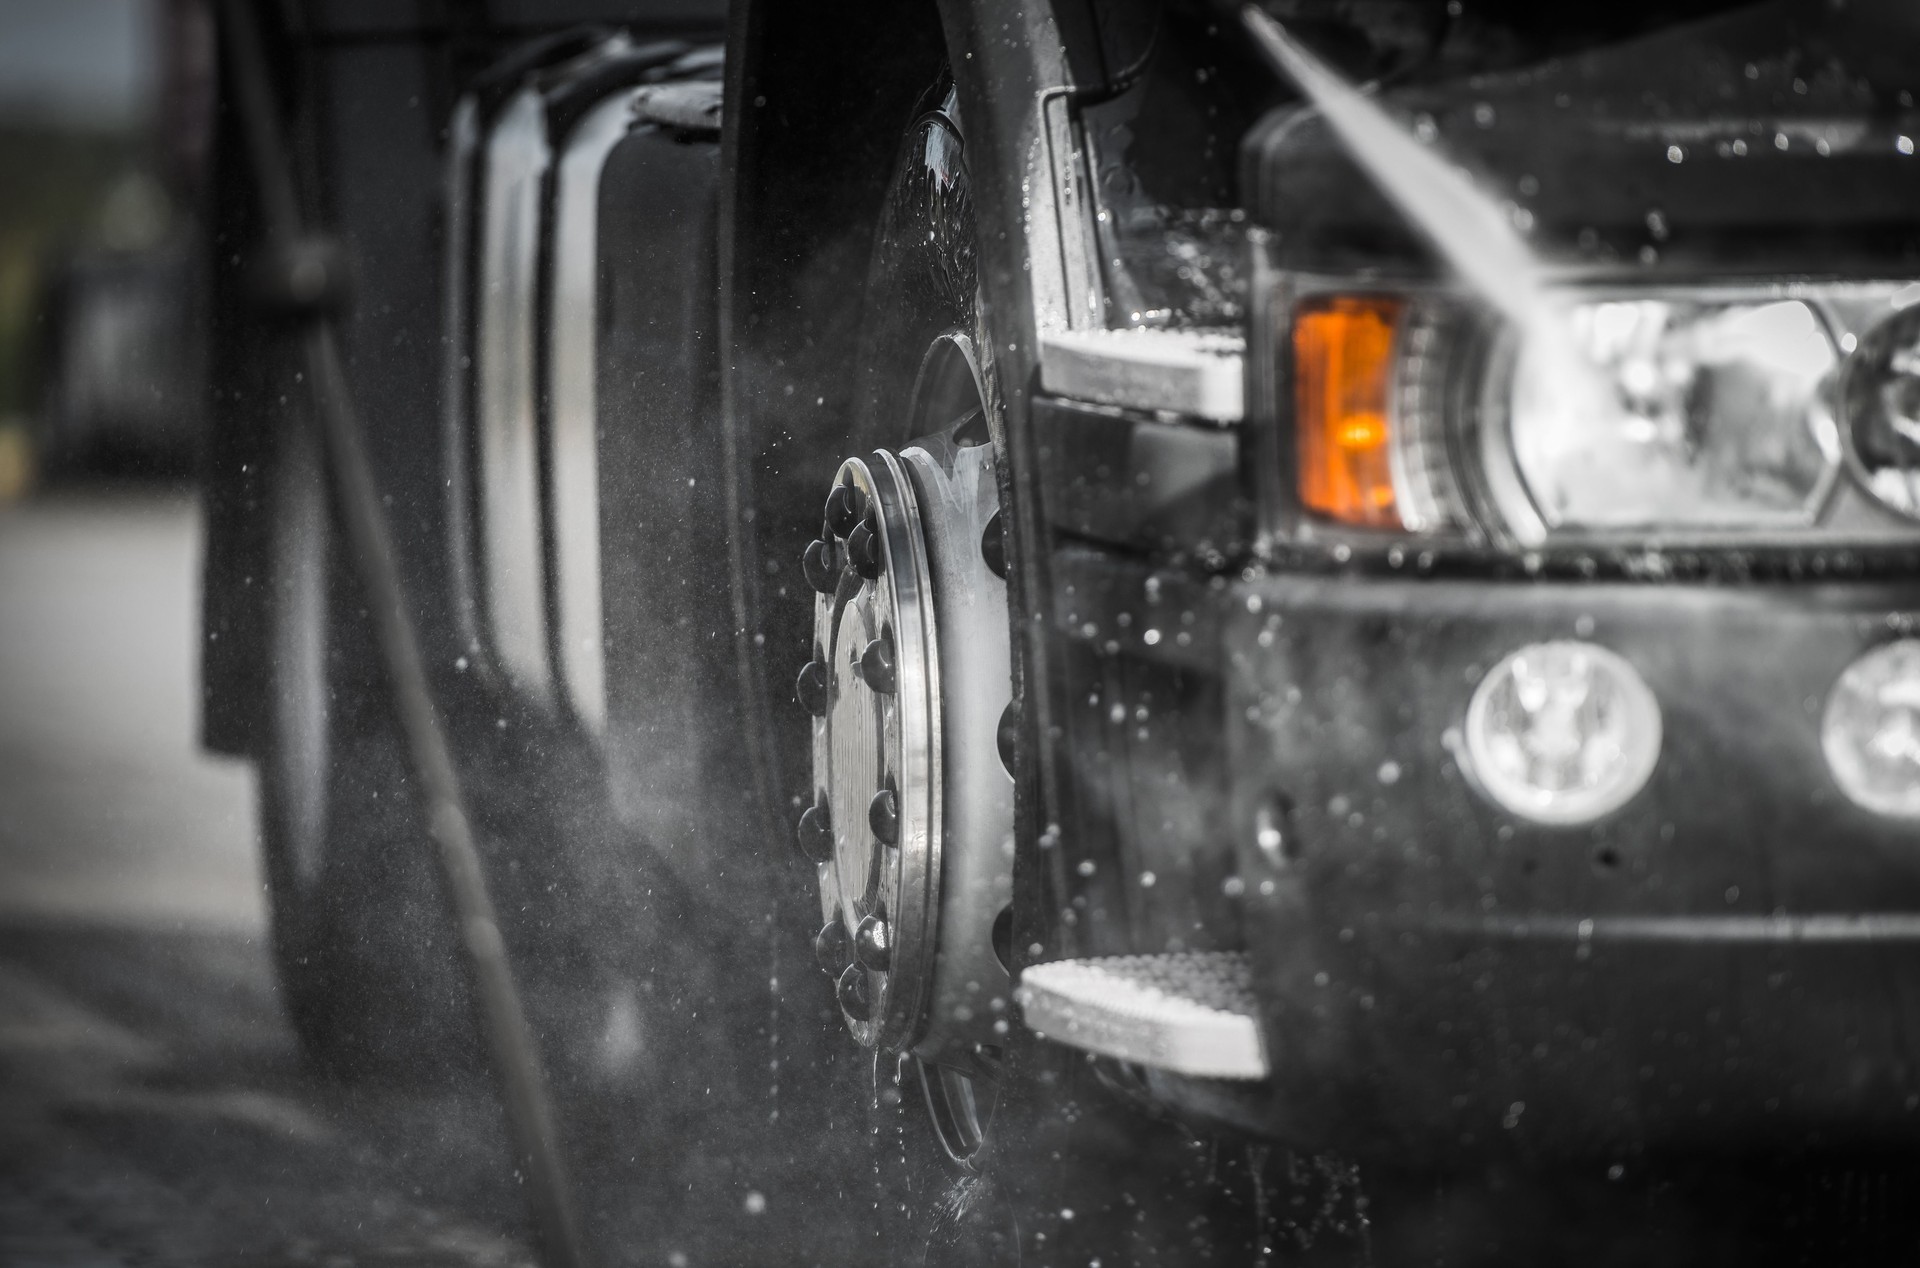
(1015, 952, 1270, 1080)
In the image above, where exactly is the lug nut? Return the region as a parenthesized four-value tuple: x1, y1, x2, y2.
(867, 787, 899, 846)
(854, 913, 892, 970)
(846, 518, 881, 579)
(802, 538, 839, 594)
(836, 962, 873, 1021)
(814, 918, 849, 976)
(981, 509, 1006, 580)
(858, 635, 895, 694)
(795, 659, 830, 716)
(997, 700, 1019, 775)
(825, 483, 869, 539)
(797, 797, 833, 863)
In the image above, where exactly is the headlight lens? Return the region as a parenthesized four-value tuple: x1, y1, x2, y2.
(1822, 639, 1920, 819)
(1506, 299, 1838, 533)
(1283, 283, 1920, 543)
(1840, 305, 1920, 520)
(1463, 640, 1662, 825)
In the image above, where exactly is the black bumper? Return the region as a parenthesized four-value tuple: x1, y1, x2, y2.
(1040, 537, 1920, 1157)
(1213, 574, 1920, 1158)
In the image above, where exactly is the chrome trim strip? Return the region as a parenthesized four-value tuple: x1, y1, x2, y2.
(476, 87, 554, 704)
(1426, 912, 1920, 944)
(548, 90, 642, 736)
(441, 95, 488, 669)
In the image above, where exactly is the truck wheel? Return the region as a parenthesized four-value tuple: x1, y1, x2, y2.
(257, 409, 474, 1082)
(776, 80, 1026, 1262)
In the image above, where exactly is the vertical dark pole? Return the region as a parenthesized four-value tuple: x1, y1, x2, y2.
(217, 6, 589, 1267)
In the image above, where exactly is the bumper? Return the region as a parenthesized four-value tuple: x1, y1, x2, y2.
(1211, 575, 1920, 1157)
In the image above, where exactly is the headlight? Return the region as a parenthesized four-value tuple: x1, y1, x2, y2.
(1840, 304, 1920, 520)
(1463, 640, 1662, 826)
(1285, 283, 1920, 544)
(1822, 639, 1920, 819)
(1504, 299, 1837, 534)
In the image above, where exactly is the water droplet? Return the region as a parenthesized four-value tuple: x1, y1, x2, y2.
(1143, 628, 1162, 646)
(1900, 135, 1916, 157)
(1665, 145, 1684, 164)
(1377, 760, 1402, 786)
(1139, 871, 1156, 888)
(744, 1191, 767, 1215)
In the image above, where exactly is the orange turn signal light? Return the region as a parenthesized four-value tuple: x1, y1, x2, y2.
(1293, 295, 1405, 529)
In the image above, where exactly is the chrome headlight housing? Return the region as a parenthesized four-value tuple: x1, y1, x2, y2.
(1281, 279, 1920, 546)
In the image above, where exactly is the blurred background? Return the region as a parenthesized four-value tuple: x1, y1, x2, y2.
(0, 0, 249, 935)
(0, 10, 535, 1260)
(0, 0, 210, 494)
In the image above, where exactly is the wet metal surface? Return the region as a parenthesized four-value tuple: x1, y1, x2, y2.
(0, 489, 534, 1266)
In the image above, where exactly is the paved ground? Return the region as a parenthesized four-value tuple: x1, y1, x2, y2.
(0, 488, 535, 1267)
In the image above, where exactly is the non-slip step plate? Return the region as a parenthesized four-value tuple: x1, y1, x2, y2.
(1015, 952, 1269, 1081)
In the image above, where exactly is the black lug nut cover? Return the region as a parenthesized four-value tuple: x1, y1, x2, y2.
(981, 509, 1006, 580)
(802, 538, 840, 594)
(825, 483, 869, 539)
(836, 962, 872, 1021)
(797, 798, 834, 863)
(858, 635, 895, 694)
(814, 918, 849, 976)
(795, 659, 830, 716)
(846, 519, 881, 579)
(854, 913, 892, 970)
(867, 787, 899, 846)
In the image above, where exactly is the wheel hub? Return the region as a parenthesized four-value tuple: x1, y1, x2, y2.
(792, 338, 1014, 1077)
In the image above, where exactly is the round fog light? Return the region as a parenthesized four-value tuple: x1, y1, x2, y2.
(1822, 639, 1920, 819)
(1464, 641, 1662, 826)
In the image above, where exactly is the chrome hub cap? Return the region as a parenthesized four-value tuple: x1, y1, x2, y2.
(793, 335, 1015, 1104)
